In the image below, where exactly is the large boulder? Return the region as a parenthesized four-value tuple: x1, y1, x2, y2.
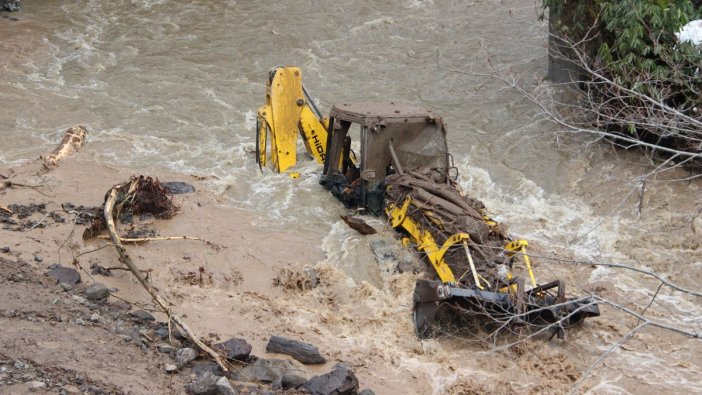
(265, 335, 326, 365)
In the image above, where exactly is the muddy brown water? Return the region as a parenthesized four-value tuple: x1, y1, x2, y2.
(1, 1, 701, 394)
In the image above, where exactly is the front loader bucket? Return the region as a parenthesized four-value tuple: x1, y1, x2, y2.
(412, 279, 600, 340)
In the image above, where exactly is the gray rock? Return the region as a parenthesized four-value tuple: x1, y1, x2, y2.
(301, 366, 359, 395)
(233, 358, 291, 389)
(175, 347, 198, 368)
(89, 313, 101, 323)
(185, 371, 219, 395)
(265, 335, 325, 365)
(215, 377, 238, 395)
(304, 266, 320, 288)
(47, 266, 81, 286)
(33, 255, 43, 262)
(165, 364, 178, 373)
(28, 381, 46, 391)
(154, 326, 170, 339)
(89, 263, 111, 276)
(85, 283, 109, 302)
(129, 310, 155, 322)
(282, 372, 307, 390)
(216, 337, 252, 361)
(162, 181, 196, 194)
(109, 299, 131, 313)
(359, 390, 375, 395)
(190, 361, 223, 379)
(157, 343, 176, 354)
(62, 385, 81, 394)
(60, 283, 74, 292)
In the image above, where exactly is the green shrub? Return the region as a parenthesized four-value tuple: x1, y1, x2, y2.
(542, 0, 702, 156)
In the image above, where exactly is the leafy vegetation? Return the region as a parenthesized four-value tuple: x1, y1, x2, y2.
(542, 0, 702, 161)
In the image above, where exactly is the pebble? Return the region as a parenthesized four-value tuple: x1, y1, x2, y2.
(175, 347, 198, 368)
(154, 326, 169, 339)
(47, 266, 81, 286)
(156, 343, 176, 354)
(62, 385, 81, 394)
(33, 255, 43, 262)
(282, 372, 307, 390)
(129, 310, 155, 322)
(190, 361, 223, 379)
(28, 381, 46, 391)
(215, 376, 238, 395)
(216, 337, 252, 361)
(165, 364, 178, 373)
(60, 283, 74, 292)
(185, 371, 219, 395)
(85, 283, 110, 302)
(89, 313, 101, 323)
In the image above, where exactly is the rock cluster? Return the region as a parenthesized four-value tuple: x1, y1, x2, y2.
(33, 252, 373, 394)
(0, 0, 19, 12)
(171, 335, 372, 394)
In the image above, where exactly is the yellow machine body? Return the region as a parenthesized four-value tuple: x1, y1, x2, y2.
(256, 67, 329, 173)
(254, 66, 600, 338)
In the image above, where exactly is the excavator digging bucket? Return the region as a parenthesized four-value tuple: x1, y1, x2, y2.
(412, 279, 600, 340)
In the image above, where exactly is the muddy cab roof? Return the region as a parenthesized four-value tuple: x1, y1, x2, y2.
(329, 102, 441, 126)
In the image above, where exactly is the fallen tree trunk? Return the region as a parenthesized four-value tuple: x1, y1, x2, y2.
(103, 178, 228, 372)
(42, 125, 87, 171)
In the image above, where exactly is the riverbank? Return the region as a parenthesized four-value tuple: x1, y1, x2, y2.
(0, 137, 598, 394)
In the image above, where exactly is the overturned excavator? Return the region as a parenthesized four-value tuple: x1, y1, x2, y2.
(256, 66, 599, 339)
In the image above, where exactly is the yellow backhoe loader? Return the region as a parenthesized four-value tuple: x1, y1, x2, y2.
(255, 66, 599, 339)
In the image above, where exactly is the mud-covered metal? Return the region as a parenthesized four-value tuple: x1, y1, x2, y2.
(413, 279, 600, 339)
(321, 102, 449, 215)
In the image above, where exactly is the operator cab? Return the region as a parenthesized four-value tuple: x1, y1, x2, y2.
(320, 102, 454, 215)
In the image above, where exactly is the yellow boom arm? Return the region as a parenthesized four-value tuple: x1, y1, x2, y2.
(256, 66, 329, 173)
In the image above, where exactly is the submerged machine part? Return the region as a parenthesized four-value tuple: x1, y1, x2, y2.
(256, 66, 329, 174)
(255, 66, 599, 339)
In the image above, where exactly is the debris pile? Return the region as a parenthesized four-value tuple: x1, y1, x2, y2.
(83, 175, 178, 239)
(384, 168, 511, 289)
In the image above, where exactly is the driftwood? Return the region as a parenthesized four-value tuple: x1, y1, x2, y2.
(392, 176, 484, 220)
(42, 125, 87, 171)
(102, 177, 228, 372)
(98, 235, 211, 243)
